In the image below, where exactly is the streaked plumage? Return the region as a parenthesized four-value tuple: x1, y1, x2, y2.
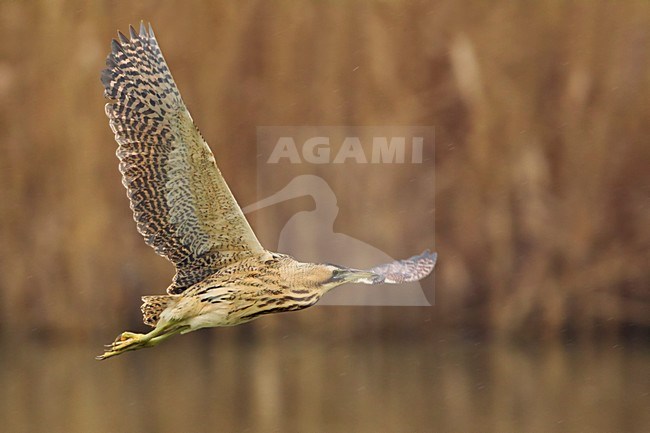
(97, 23, 437, 360)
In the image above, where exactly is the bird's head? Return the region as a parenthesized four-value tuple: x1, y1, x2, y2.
(286, 261, 382, 297)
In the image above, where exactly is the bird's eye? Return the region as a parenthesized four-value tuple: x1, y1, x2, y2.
(327, 269, 345, 283)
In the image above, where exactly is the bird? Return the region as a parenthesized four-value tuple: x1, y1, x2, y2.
(97, 22, 437, 360)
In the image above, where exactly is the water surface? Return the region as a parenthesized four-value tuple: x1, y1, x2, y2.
(0, 332, 647, 433)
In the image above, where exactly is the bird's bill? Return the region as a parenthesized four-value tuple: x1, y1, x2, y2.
(328, 268, 384, 285)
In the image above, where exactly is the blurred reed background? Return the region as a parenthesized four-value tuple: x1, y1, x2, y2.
(0, 1, 648, 339)
(1, 2, 649, 433)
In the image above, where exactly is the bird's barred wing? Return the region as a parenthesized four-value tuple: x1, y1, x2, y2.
(102, 23, 266, 294)
(368, 250, 437, 284)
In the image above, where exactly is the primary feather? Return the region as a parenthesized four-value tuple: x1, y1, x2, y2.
(102, 23, 267, 294)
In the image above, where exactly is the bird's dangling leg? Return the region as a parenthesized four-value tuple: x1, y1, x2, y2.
(96, 324, 188, 360)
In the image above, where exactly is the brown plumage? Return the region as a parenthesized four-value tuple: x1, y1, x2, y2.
(97, 23, 437, 360)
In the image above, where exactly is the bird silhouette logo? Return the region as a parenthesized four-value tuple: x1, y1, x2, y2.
(243, 175, 431, 306)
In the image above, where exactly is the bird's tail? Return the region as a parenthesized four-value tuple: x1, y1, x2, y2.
(141, 295, 174, 327)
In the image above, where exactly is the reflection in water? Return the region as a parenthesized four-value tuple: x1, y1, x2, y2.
(0, 332, 647, 433)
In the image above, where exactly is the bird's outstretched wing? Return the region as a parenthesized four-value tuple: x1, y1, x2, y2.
(369, 250, 437, 284)
(102, 23, 266, 294)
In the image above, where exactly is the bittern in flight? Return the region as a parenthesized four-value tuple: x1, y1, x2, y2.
(97, 23, 437, 360)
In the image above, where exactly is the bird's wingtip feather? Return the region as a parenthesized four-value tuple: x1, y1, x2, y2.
(110, 38, 121, 53)
(117, 30, 128, 44)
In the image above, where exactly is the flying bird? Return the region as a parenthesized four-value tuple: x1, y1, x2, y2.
(97, 23, 437, 360)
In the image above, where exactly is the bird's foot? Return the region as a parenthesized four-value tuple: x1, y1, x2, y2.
(96, 331, 148, 360)
(113, 331, 141, 344)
